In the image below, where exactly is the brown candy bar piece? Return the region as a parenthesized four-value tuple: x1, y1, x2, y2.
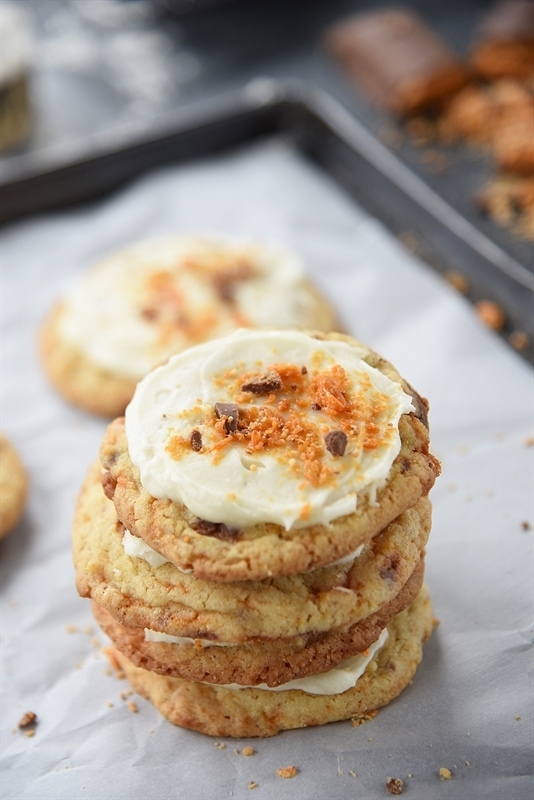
(323, 7, 470, 116)
(471, 0, 534, 80)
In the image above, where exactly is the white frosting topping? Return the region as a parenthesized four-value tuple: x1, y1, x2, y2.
(126, 329, 414, 530)
(58, 237, 324, 379)
(143, 627, 388, 694)
(218, 628, 388, 695)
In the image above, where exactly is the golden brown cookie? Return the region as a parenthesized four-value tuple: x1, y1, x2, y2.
(73, 461, 431, 643)
(0, 434, 28, 539)
(39, 237, 339, 417)
(108, 585, 435, 737)
(101, 332, 440, 582)
(92, 560, 423, 687)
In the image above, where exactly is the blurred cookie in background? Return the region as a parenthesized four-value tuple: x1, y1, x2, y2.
(0, 434, 28, 540)
(39, 236, 340, 417)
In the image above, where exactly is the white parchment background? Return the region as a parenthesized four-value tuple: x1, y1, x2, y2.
(1, 139, 532, 800)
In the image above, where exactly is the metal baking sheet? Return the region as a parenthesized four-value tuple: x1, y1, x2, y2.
(1, 78, 533, 362)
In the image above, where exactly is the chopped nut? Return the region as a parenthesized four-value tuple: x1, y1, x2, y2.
(386, 777, 404, 795)
(439, 767, 452, 780)
(475, 299, 505, 331)
(276, 765, 298, 778)
(18, 712, 37, 729)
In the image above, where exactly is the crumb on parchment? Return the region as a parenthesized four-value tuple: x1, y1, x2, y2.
(439, 767, 453, 780)
(386, 776, 404, 794)
(276, 765, 298, 778)
(18, 711, 37, 729)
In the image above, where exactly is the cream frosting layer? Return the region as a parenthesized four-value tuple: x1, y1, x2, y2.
(143, 627, 388, 694)
(125, 330, 414, 530)
(216, 628, 388, 695)
(59, 237, 324, 378)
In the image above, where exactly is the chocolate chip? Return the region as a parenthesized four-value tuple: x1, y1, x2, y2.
(191, 519, 242, 541)
(301, 365, 308, 375)
(404, 382, 429, 428)
(214, 402, 239, 433)
(324, 430, 348, 456)
(101, 472, 117, 500)
(241, 369, 282, 394)
(190, 430, 202, 451)
(380, 554, 400, 583)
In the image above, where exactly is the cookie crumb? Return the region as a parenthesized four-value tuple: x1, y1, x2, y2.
(515, 714, 522, 720)
(65, 624, 79, 634)
(247, 780, 258, 789)
(351, 709, 378, 726)
(439, 767, 452, 780)
(18, 711, 37, 729)
(24, 729, 36, 738)
(127, 701, 138, 713)
(103, 647, 125, 679)
(521, 521, 532, 531)
(525, 436, 534, 447)
(475, 299, 505, 331)
(349, 770, 358, 778)
(214, 742, 226, 750)
(242, 746, 255, 756)
(445, 271, 468, 294)
(276, 765, 298, 779)
(386, 777, 404, 795)
(509, 330, 529, 351)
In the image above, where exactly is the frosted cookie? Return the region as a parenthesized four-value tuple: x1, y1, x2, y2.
(92, 560, 423, 687)
(73, 461, 431, 643)
(101, 329, 440, 581)
(108, 585, 435, 738)
(0, 434, 28, 539)
(39, 237, 338, 417)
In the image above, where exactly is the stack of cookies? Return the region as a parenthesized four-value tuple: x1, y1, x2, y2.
(72, 329, 440, 737)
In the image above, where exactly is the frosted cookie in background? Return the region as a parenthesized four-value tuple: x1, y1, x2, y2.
(0, 2, 33, 152)
(39, 237, 339, 417)
(0, 434, 28, 540)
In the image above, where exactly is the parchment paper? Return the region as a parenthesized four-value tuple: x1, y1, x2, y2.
(1, 139, 532, 800)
